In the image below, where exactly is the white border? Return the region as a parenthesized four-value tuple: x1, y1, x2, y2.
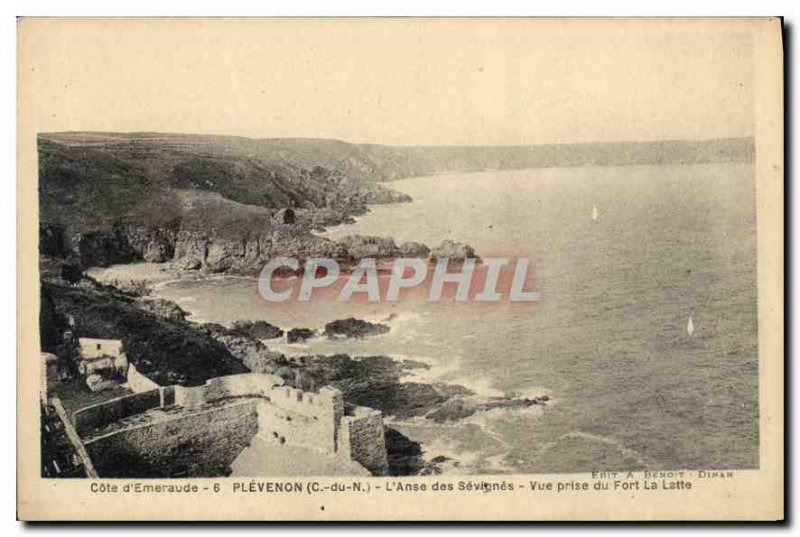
(6, 1, 794, 534)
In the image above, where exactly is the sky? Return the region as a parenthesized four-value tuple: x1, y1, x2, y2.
(19, 18, 756, 146)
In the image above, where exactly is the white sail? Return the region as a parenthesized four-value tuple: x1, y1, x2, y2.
(687, 315, 694, 336)
(592, 204, 599, 220)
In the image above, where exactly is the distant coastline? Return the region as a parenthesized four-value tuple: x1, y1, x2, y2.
(42, 131, 755, 183)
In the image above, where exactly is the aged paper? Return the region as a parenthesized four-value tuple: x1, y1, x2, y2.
(17, 17, 783, 521)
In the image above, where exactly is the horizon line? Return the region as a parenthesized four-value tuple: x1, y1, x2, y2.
(38, 130, 756, 149)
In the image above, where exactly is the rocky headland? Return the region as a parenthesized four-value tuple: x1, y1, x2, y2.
(38, 133, 482, 276)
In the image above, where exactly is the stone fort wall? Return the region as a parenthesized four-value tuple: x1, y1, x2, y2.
(126, 363, 160, 393)
(71, 372, 389, 476)
(84, 399, 259, 477)
(339, 405, 389, 476)
(72, 389, 162, 436)
(256, 385, 343, 456)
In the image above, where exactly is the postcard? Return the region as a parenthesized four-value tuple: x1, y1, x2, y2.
(17, 17, 783, 521)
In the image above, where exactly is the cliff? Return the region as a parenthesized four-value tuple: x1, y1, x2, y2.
(38, 133, 411, 271)
(39, 133, 411, 228)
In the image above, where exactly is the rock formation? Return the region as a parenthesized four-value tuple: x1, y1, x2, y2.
(324, 318, 390, 339)
(430, 239, 479, 261)
(133, 297, 187, 322)
(287, 328, 315, 343)
(396, 241, 430, 258)
(338, 235, 398, 259)
(230, 320, 284, 340)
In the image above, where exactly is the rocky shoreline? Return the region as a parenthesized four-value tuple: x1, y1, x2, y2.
(40, 262, 547, 475)
(37, 132, 528, 475)
(193, 319, 549, 475)
(39, 136, 480, 275)
(43, 220, 481, 277)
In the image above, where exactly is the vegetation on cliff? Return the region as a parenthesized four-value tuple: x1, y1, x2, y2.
(39, 133, 410, 232)
(38, 133, 413, 271)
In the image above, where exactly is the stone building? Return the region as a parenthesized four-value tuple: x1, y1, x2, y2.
(77, 338, 129, 392)
(45, 351, 389, 477)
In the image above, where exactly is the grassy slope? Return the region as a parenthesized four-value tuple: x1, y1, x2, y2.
(38, 132, 399, 235)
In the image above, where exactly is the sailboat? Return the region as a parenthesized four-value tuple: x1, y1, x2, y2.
(592, 204, 599, 221)
(687, 315, 694, 336)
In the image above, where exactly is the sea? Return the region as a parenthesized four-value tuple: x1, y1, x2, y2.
(90, 162, 759, 474)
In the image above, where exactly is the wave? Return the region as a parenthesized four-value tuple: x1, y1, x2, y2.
(263, 340, 311, 357)
(154, 273, 257, 290)
(391, 400, 548, 475)
(534, 431, 650, 471)
(417, 437, 514, 475)
(394, 354, 515, 399)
